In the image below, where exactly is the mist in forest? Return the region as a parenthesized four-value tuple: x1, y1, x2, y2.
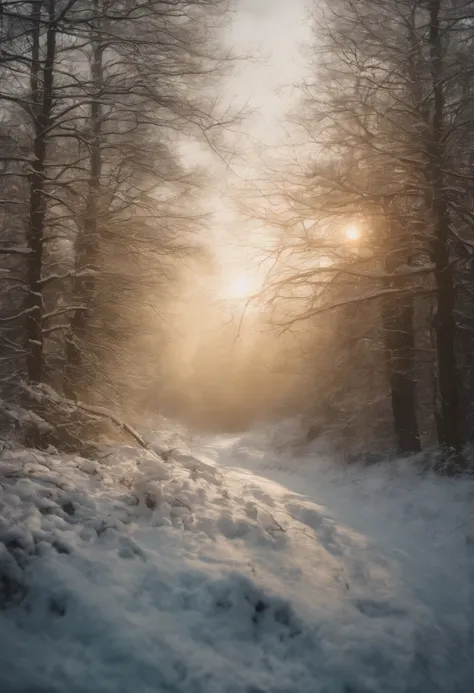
(1, 0, 474, 471)
(151, 261, 308, 432)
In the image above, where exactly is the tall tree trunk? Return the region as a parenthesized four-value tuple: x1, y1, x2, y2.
(65, 12, 103, 398)
(25, 0, 56, 383)
(428, 0, 461, 453)
(381, 210, 421, 455)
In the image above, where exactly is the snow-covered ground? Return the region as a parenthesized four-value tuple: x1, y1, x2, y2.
(0, 421, 472, 693)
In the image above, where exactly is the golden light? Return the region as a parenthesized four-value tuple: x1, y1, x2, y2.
(221, 273, 260, 301)
(344, 224, 361, 242)
(319, 255, 333, 268)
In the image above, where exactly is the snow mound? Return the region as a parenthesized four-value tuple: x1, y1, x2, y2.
(0, 427, 472, 693)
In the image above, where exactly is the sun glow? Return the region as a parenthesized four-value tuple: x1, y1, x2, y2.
(344, 224, 361, 242)
(221, 273, 260, 301)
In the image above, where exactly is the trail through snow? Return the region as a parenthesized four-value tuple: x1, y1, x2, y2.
(0, 421, 472, 693)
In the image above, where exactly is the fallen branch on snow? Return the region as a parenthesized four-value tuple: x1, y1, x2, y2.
(21, 383, 152, 455)
(72, 401, 148, 450)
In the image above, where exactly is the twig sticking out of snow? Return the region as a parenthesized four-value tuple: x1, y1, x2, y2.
(21, 383, 154, 455)
(72, 401, 148, 450)
(253, 502, 287, 533)
(173, 497, 192, 512)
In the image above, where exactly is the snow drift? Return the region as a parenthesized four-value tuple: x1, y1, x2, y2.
(0, 423, 472, 693)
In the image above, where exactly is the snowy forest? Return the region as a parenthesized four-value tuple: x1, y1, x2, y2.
(0, 0, 231, 444)
(2, 0, 474, 471)
(0, 2, 473, 690)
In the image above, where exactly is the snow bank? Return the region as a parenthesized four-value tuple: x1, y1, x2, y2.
(0, 423, 472, 692)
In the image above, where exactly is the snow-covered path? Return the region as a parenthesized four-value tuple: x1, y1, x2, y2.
(0, 423, 472, 693)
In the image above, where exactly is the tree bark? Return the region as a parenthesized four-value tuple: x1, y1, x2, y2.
(65, 9, 103, 397)
(382, 299, 421, 454)
(25, 0, 56, 383)
(428, 0, 461, 453)
(381, 209, 421, 455)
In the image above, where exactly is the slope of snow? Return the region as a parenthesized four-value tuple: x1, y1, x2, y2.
(0, 422, 472, 693)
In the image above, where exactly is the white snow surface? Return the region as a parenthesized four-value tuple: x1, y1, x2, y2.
(0, 420, 472, 693)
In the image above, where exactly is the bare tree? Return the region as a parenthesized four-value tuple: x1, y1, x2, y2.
(0, 0, 234, 443)
(245, 0, 474, 461)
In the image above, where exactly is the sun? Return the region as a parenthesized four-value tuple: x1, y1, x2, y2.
(344, 224, 361, 242)
(220, 272, 259, 301)
(229, 274, 257, 300)
(232, 275, 253, 298)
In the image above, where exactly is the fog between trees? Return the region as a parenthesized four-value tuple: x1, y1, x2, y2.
(1, 0, 474, 471)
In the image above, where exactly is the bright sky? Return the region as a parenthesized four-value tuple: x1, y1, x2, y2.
(208, 0, 310, 287)
(178, 1, 312, 360)
(228, 0, 310, 140)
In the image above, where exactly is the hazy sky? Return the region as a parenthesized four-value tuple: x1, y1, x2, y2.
(228, 0, 310, 139)
(206, 0, 311, 281)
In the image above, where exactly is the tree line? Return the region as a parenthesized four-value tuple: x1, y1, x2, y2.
(0, 0, 229, 444)
(3, 0, 473, 468)
(249, 0, 474, 467)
